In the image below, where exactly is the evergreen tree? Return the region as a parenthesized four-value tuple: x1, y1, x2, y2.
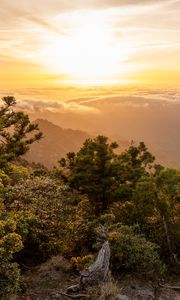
(0, 96, 42, 167)
(59, 136, 118, 214)
(117, 141, 155, 186)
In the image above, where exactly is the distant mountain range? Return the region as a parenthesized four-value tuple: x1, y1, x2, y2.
(25, 119, 90, 168)
(24, 119, 179, 169)
(24, 119, 131, 168)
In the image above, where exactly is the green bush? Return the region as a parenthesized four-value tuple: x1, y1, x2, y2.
(70, 254, 94, 272)
(3, 176, 82, 263)
(0, 216, 23, 299)
(108, 225, 165, 274)
(0, 262, 20, 300)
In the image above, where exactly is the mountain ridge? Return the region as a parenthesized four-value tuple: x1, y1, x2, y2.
(24, 119, 179, 168)
(24, 119, 91, 168)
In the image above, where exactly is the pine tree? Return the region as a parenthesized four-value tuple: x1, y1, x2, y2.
(59, 136, 118, 215)
(0, 96, 42, 167)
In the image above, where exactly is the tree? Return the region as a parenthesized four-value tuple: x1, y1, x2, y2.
(59, 137, 157, 215)
(155, 169, 180, 265)
(133, 169, 180, 265)
(0, 96, 42, 167)
(116, 141, 155, 186)
(59, 136, 119, 215)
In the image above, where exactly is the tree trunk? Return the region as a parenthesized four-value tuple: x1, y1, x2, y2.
(162, 215, 177, 264)
(80, 241, 110, 287)
(67, 241, 110, 294)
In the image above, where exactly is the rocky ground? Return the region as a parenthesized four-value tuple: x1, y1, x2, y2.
(11, 255, 180, 300)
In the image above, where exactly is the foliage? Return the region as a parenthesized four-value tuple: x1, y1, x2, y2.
(0, 262, 21, 300)
(0, 170, 10, 193)
(0, 96, 42, 168)
(108, 224, 165, 274)
(3, 176, 82, 263)
(59, 136, 119, 214)
(70, 254, 94, 272)
(86, 276, 120, 300)
(0, 108, 179, 298)
(59, 137, 157, 216)
(0, 214, 23, 299)
(134, 170, 180, 263)
(5, 163, 30, 185)
(0, 219, 22, 260)
(116, 141, 155, 186)
(64, 197, 98, 254)
(99, 278, 120, 300)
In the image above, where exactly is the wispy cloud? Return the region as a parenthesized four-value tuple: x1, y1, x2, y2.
(0, 1, 66, 35)
(16, 98, 99, 114)
(0, 0, 180, 85)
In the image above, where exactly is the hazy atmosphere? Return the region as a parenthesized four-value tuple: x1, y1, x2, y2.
(0, 1, 180, 299)
(1, 0, 180, 167)
(1, 0, 180, 86)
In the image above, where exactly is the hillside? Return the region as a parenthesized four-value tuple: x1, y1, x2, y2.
(1, 99, 179, 299)
(24, 119, 179, 168)
(24, 119, 90, 168)
(24, 119, 131, 168)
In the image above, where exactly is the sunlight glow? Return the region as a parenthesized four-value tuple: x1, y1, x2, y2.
(39, 15, 133, 84)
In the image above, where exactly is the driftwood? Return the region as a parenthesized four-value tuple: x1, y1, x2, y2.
(67, 241, 110, 294)
(80, 241, 110, 287)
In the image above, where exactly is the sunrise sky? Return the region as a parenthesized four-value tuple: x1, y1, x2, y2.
(1, 0, 180, 88)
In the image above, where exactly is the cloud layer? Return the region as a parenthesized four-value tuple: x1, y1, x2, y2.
(1, 85, 180, 168)
(1, 0, 180, 86)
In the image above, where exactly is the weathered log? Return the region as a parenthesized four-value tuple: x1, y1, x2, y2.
(80, 241, 110, 287)
(67, 241, 110, 294)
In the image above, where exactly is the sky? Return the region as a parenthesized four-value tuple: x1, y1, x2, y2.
(0, 1, 180, 166)
(1, 0, 180, 87)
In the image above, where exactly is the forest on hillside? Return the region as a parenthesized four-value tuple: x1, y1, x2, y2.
(0, 97, 179, 299)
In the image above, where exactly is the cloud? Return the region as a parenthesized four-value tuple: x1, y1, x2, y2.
(70, 88, 180, 110)
(15, 98, 99, 114)
(1, 0, 179, 25)
(0, 0, 180, 85)
(0, 1, 66, 35)
(15, 89, 179, 120)
(1, 87, 180, 162)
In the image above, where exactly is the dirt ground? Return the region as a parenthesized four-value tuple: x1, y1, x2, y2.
(11, 255, 180, 300)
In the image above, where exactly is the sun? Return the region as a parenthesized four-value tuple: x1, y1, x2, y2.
(39, 14, 131, 84)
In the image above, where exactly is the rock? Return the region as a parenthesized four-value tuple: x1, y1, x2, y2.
(158, 289, 180, 300)
(134, 286, 155, 299)
(50, 293, 64, 299)
(115, 295, 131, 300)
(119, 283, 155, 300)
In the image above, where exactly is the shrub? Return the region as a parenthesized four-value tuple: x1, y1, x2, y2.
(99, 278, 120, 300)
(0, 216, 23, 299)
(0, 262, 21, 300)
(6, 163, 30, 185)
(108, 225, 165, 274)
(70, 254, 94, 272)
(3, 176, 83, 263)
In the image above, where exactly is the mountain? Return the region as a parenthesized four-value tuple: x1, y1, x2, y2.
(24, 119, 90, 168)
(24, 119, 131, 168)
(24, 119, 179, 169)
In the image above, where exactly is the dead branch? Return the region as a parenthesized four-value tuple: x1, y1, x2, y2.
(159, 283, 180, 290)
(60, 291, 90, 299)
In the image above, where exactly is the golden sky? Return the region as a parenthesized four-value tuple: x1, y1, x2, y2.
(0, 0, 180, 87)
